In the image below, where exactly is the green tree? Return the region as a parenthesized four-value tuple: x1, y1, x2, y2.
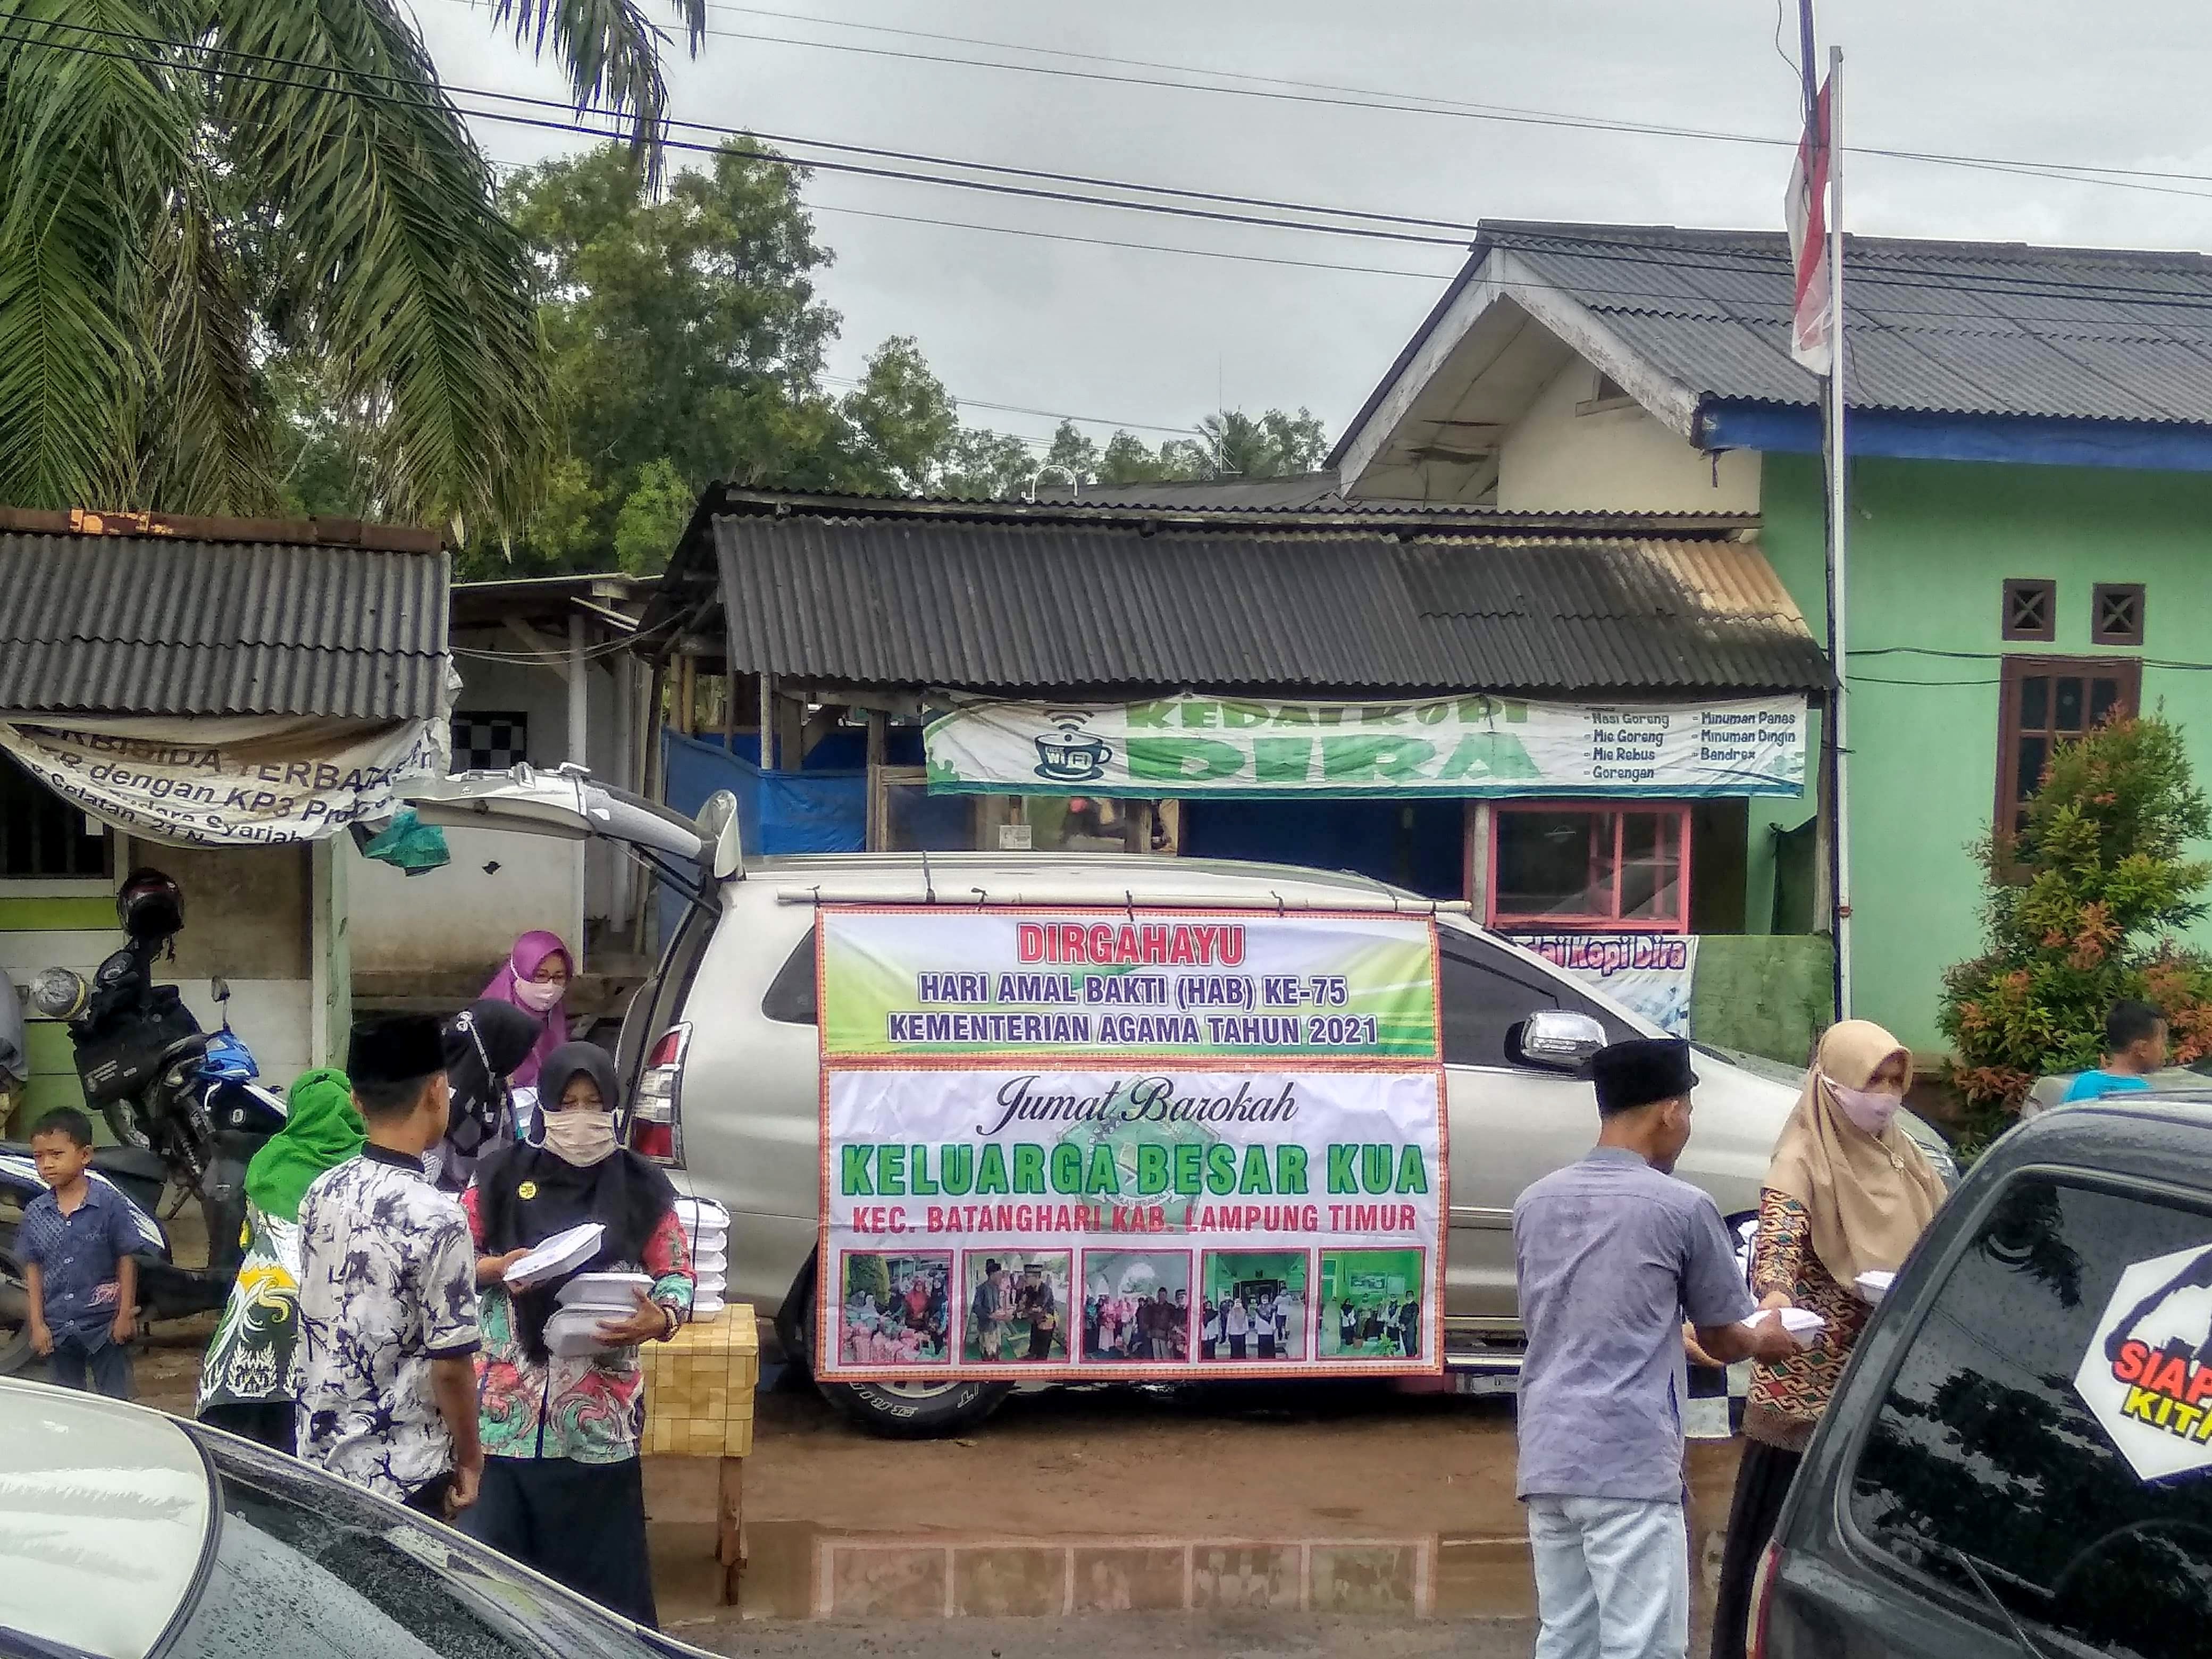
(1097, 429, 1196, 485)
(611, 457, 694, 574)
(500, 136, 856, 533)
(936, 429, 1038, 499)
(0, 1, 705, 529)
(1038, 419, 1100, 487)
(1092, 408, 1330, 485)
(841, 336, 959, 493)
(1938, 714, 2212, 1145)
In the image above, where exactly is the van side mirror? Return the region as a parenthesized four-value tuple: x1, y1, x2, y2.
(1513, 1009, 1605, 1073)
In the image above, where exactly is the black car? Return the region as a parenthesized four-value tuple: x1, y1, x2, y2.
(1753, 1095, 2212, 1659)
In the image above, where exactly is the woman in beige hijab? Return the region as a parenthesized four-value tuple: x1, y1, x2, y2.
(1709, 1019, 1948, 1659)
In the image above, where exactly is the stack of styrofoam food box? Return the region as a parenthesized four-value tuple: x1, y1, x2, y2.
(675, 1196, 729, 1321)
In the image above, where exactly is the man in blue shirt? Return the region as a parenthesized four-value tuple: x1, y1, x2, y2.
(22, 1107, 143, 1398)
(2060, 998, 2167, 1103)
(1514, 1038, 1798, 1659)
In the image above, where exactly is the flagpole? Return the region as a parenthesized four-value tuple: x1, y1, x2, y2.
(1824, 44, 1853, 1021)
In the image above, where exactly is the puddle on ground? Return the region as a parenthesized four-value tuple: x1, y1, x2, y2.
(655, 1518, 1732, 1624)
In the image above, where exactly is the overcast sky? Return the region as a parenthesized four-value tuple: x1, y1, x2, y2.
(412, 0, 2212, 457)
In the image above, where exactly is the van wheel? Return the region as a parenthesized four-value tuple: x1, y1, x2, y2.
(799, 1302, 1010, 1439)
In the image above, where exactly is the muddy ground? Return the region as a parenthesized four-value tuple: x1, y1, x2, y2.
(131, 1325, 1743, 1659)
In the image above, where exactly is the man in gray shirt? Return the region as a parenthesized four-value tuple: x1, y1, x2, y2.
(1514, 1037, 1798, 1659)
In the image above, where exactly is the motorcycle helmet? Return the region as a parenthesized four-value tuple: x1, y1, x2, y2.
(117, 867, 185, 943)
(28, 966, 90, 1021)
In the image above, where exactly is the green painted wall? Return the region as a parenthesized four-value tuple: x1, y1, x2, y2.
(1691, 933, 1833, 1064)
(1758, 453, 2212, 1054)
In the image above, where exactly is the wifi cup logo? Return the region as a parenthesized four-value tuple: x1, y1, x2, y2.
(1034, 711, 1112, 784)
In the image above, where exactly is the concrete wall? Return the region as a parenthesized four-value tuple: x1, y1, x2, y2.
(3, 841, 320, 1126)
(348, 628, 626, 979)
(1758, 453, 2212, 1055)
(348, 829, 584, 976)
(1495, 361, 1762, 513)
(446, 641, 625, 921)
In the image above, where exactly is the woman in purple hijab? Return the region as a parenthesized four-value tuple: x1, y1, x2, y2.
(481, 929, 573, 1090)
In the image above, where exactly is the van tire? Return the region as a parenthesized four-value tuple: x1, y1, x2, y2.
(798, 1295, 1010, 1439)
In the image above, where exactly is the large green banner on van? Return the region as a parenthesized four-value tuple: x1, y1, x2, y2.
(814, 906, 1447, 1384)
(817, 907, 1439, 1061)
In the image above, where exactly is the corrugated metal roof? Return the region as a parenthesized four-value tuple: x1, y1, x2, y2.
(1482, 222, 2212, 423)
(0, 531, 450, 719)
(706, 502, 1824, 697)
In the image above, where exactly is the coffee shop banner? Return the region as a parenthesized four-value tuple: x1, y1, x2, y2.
(925, 694, 1809, 800)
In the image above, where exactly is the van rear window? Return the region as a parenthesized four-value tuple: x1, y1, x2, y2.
(763, 932, 817, 1025)
(1846, 1176, 2212, 1654)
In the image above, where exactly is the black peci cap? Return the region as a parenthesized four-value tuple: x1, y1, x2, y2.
(1586, 1037, 1698, 1116)
(348, 1014, 447, 1088)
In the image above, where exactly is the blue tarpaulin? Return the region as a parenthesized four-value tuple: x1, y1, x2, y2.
(662, 729, 868, 855)
(656, 730, 869, 948)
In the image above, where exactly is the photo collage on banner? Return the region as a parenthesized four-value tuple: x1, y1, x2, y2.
(816, 906, 1448, 1381)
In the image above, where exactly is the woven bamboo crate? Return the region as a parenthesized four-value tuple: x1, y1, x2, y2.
(643, 1304, 759, 1459)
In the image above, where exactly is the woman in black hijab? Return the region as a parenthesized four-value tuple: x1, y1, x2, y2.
(430, 1000, 540, 1193)
(459, 1042, 693, 1626)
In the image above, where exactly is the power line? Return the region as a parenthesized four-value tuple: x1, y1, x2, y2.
(18, 17, 2212, 328)
(696, 2, 2212, 191)
(800, 199, 1456, 284)
(1, 16, 1471, 248)
(482, 150, 1459, 281)
(816, 373, 1201, 437)
(538, 0, 2212, 203)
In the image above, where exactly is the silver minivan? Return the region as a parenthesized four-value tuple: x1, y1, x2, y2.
(415, 769, 1957, 1437)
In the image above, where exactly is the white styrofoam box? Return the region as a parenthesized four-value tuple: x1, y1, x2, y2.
(675, 1197, 731, 1231)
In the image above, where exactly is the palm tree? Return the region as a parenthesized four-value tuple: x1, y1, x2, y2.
(0, 2, 701, 530)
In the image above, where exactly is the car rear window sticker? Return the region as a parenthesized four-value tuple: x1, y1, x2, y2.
(2075, 1239, 2212, 1481)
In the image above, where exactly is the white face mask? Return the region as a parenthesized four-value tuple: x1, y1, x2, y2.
(1824, 1073, 1903, 1137)
(513, 977, 564, 1013)
(542, 1109, 617, 1166)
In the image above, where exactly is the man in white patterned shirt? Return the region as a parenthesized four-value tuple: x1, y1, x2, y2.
(296, 1016, 482, 1517)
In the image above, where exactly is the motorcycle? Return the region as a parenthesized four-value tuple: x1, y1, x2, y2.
(0, 870, 288, 1372)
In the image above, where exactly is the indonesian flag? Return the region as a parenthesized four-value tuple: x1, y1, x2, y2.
(1786, 74, 1834, 375)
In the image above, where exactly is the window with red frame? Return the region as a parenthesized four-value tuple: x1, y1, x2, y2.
(1487, 803, 1691, 933)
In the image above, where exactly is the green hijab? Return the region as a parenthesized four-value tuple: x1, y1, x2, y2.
(244, 1067, 367, 1222)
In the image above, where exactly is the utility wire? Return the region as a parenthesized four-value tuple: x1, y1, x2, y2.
(0, 17, 1469, 248)
(554, 0, 2212, 201)
(17, 18, 2212, 329)
(816, 374, 1201, 436)
(695, 2, 2212, 191)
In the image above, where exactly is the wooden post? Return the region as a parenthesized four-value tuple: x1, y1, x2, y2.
(676, 655, 697, 738)
(1126, 800, 1154, 854)
(776, 693, 805, 775)
(757, 673, 775, 771)
(717, 1455, 746, 1599)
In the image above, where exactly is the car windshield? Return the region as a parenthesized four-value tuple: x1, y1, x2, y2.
(1845, 1175, 2212, 1658)
(158, 1434, 689, 1659)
